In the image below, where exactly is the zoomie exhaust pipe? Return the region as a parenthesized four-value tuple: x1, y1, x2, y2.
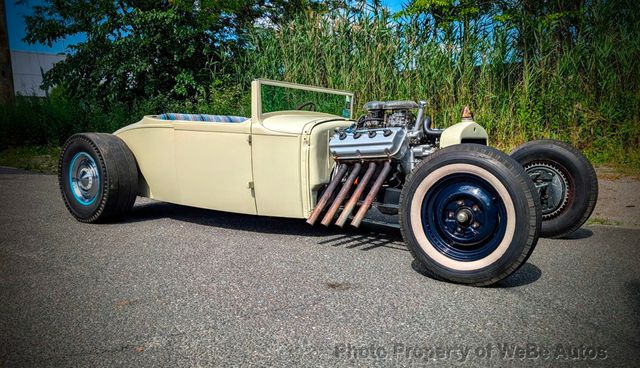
(307, 160, 392, 228)
(335, 162, 377, 227)
(306, 163, 348, 226)
(321, 163, 362, 226)
(351, 161, 392, 228)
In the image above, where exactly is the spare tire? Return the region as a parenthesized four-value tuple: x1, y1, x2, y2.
(510, 139, 598, 238)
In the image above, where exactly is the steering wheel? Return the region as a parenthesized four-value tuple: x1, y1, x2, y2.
(296, 101, 316, 111)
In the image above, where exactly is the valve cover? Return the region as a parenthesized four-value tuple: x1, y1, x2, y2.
(329, 127, 408, 160)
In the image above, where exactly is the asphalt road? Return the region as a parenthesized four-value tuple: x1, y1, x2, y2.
(1, 167, 639, 367)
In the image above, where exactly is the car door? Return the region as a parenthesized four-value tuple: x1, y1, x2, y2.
(173, 120, 257, 215)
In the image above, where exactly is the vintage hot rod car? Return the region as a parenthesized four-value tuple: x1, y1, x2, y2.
(59, 79, 598, 286)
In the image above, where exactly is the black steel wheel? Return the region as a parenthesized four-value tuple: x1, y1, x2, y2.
(400, 144, 541, 286)
(58, 133, 138, 223)
(511, 139, 598, 238)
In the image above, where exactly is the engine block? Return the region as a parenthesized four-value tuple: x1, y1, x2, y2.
(311, 100, 486, 231)
(329, 127, 408, 160)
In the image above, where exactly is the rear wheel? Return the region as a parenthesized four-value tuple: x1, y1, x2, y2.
(58, 133, 138, 223)
(400, 144, 541, 286)
(510, 139, 598, 238)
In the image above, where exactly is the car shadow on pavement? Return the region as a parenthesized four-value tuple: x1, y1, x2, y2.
(124, 200, 542, 285)
(123, 201, 338, 236)
(492, 263, 543, 287)
(316, 231, 408, 252)
(557, 227, 593, 240)
(122, 200, 405, 246)
(411, 259, 542, 288)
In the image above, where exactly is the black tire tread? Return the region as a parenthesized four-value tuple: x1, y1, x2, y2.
(510, 139, 598, 238)
(58, 133, 138, 223)
(399, 144, 541, 286)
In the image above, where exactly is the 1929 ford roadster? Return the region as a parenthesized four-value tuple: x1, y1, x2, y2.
(59, 79, 598, 286)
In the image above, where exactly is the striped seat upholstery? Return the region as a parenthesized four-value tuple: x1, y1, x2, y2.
(159, 113, 248, 123)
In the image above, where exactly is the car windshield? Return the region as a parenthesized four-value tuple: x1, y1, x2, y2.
(258, 80, 354, 119)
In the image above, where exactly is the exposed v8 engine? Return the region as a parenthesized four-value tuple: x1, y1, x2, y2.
(329, 100, 440, 175)
(310, 100, 488, 228)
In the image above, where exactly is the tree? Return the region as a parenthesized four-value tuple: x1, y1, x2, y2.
(1, 0, 14, 104)
(21, 0, 322, 108)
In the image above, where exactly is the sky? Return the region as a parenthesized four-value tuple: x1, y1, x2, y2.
(5, 0, 84, 53)
(5, 0, 406, 54)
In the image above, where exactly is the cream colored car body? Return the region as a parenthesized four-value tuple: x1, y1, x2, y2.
(114, 79, 487, 219)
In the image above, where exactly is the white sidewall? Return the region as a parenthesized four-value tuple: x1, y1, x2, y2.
(409, 163, 517, 271)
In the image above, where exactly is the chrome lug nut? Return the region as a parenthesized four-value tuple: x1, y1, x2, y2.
(456, 211, 470, 223)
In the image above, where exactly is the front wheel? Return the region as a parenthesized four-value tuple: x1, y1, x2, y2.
(400, 144, 541, 286)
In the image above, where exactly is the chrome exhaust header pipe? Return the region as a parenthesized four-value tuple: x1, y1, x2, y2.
(335, 162, 377, 228)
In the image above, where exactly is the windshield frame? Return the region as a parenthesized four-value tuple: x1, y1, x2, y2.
(251, 79, 355, 122)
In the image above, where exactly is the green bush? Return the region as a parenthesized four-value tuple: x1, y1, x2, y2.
(0, 85, 251, 149)
(2, 1, 639, 169)
(1, 96, 82, 148)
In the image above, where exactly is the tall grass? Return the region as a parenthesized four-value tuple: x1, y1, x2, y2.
(2, 1, 638, 168)
(240, 2, 640, 165)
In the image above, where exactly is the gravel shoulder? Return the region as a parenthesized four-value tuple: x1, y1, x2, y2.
(591, 169, 640, 228)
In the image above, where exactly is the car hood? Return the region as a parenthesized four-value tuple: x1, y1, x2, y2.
(259, 111, 351, 135)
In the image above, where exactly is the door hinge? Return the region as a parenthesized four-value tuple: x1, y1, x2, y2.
(247, 135, 252, 145)
(248, 181, 254, 189)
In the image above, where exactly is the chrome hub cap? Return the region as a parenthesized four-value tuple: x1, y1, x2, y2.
(456, 209, 472, 224)
(69, 152, 100, 206)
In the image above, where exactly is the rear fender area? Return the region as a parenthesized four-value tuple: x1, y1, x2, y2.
(114, 119, 176, 201)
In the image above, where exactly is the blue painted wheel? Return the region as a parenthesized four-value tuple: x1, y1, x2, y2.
(400, 144, 541, 286)
(421, 173, 507, 262)
(69, 152, 100, 205)
(59, 133, 138, 223)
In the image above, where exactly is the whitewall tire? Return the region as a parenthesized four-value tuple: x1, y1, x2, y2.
(400, 144, 541, 286)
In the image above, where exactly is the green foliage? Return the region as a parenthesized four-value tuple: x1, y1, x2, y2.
(0, 145, 60, 174)
(0, 96, 85, 147)
(402, 0, 488, 25)
(2, 0, 639, 169)
(240, 0, 640, 166)
(20, 0, 325, 108)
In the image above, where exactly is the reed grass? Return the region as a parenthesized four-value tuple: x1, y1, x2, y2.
(239, 2, 640, 166)
(2, 1, 638, 168)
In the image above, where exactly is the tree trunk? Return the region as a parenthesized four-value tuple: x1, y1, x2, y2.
(0, 0, 15, 104)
